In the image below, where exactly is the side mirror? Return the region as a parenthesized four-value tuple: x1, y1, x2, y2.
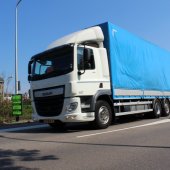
(78, 48, 92, 76)
(28, 60, 32, 75)
(28, 60, 33, 82)
(28, 75, 31, 82)
(83, 48, 91, 62)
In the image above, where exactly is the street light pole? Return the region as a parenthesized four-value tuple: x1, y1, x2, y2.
(6, 76, 13, 97)
(15, 0, 22, 94)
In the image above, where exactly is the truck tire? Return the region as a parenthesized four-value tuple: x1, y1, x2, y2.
(151, 99, 162, 118)
(162, 99, 170, 117)
(94, 100, 112, 129)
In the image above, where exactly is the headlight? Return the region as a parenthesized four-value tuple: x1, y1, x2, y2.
(66, 102, 78, 112)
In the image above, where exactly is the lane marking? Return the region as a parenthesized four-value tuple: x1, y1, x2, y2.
(0, 124, 48, 132)
(77, 119, 170, 138)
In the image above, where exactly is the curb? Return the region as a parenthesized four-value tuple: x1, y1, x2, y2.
(0, 121, 41, 130)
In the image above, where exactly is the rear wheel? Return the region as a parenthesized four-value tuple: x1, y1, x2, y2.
(162, 99, 170, 117)
(151, 99, 162, 118)
(94, 100, 112, 129)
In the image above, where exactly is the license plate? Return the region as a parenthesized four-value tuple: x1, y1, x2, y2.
(43, 119, 55, 123)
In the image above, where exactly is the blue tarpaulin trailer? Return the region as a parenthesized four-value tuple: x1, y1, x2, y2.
(100, 22, 170, 99)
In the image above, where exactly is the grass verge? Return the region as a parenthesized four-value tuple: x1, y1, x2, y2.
(0, 97, 32, 124)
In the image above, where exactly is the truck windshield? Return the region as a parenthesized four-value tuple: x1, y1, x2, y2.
(30, 45, 73, 81)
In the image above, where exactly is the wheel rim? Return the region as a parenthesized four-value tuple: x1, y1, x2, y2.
(164, 100, 170, 114)
(98, 106, 110, 124)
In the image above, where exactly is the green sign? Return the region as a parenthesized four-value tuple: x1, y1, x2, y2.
(12, 94, 22, 116)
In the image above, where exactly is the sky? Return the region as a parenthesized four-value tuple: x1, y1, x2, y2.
(1, 0, 170, 94)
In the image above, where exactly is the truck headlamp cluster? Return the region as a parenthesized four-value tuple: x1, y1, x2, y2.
(66, 102, 78, 112)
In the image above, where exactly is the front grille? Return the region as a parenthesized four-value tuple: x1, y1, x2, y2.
(34, 95, 64, 117)
(33, 86, 64, 117)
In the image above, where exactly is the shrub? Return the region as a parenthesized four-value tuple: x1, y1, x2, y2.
(0, 97, 12, 123)
(0, 95, 32, 124)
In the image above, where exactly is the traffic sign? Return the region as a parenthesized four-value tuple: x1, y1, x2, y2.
(12, 94, 22, 116)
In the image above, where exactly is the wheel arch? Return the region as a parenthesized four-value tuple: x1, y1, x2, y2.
(91, 90, 113, 112)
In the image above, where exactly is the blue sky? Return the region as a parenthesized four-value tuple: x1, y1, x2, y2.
(1, 0, 170, 93)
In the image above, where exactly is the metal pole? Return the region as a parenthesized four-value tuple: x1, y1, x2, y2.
(15, 0, 22, 94)
(6, 76, 13, 97)
(2, 81, 4, 101)
(15, 0, 22, 122)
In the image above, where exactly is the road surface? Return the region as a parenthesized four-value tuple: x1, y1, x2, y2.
(1, 116, 170, 170)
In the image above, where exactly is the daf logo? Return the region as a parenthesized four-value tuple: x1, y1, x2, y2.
(42, 92, 53, 96)
(34, 87, 63, 98)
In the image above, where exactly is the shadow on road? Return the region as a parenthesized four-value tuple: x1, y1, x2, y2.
(8, 115, 147, 134)
(0, 148, 58, 170)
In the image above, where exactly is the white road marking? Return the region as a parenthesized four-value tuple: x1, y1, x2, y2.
(0, 124, 48, 132)
(1, 119, 170, 137)
(77, 119, 170, 138)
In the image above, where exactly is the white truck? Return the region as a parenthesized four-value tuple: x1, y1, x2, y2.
(28, 22, 170, 129)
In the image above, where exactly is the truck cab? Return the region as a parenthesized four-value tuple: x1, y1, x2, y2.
(28, 26, 111, 128)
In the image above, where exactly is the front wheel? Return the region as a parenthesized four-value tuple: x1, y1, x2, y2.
(94, 100, 112, 129)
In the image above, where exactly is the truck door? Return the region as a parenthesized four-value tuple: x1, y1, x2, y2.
(77, 46, 100, 96)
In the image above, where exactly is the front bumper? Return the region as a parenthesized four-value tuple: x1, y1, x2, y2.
(32, 97, 95, 122)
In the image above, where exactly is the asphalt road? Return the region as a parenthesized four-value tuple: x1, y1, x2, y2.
(1, 116, 170, 170)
